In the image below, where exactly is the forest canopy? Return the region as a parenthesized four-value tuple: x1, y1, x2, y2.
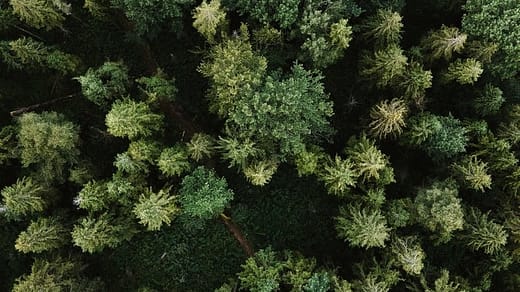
(0, 0, 519, 291)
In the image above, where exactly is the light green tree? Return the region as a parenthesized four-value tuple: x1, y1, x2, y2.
(320, 155, 358, 197)
(335, 204, 390, 248)
(156, 145, 191, 177)
(452, 156, 492, 192)
(186, 133, 214, 162)
(464, 208, 507, 255)
(243, 159, 278, 186)
(133, 188, 179, 231)
(217, 136, 260, 169)
(71, 213, 136, 253)
(390, 236, 425, 275)
(10, 0, 70, 30)
(360, 45, 407, 88)
(105, 99, 163, 140)
(75, 62, 129, 108)
(362, 9, 403, 47)
(199, 26, 267, 117)
(17, 112, 79, 183)
(1, 177, 46, 219)
(444, 58, 483, 85)
(421, 25, 467, 61)
(415, 180, 464, 243)
(369, 98, 407, 139)
(238, 247, 284, 292)
(345, 135, 392, 184)
(15, 217, 68, 253)
(398, 62, 432, 105)
(179, 166, 234, 220)
(192, 0, 226, 42)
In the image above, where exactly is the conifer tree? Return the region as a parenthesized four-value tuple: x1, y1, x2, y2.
(452, 156, 492, 192)
(9, 0, 70, 30)
(105, 99, 163, 140)
(421, 25, 467, 61)
(192, 0, 226, 42)
(335, 204, 390, 248)
(157, 145, 191, 177)
(474, 84, 504, 116)
(76, 180, 114, 212)
(15, 217, 68, 253)
(128, 139, 162, 164)
(186, 133, 214, 162)
(133, 188, 179, 231)
(443, 58, 483, 85)
(362, 9, 403, 47)
(217, 136, 260, 169)
(243, 159, 278, 186)
(1, 177, 46, 219)
(415, 180, 464, 243)
(75, 62, 129, 108)
(199, 26, 267, 117)
(368, 98, 407, 139)
(320, 155, 358, 196)
(345, 135, 392, 184)
(399, 61, 432, 105)
(237, 247, 284, 292)
(464, 208, 507, 255)
(360, 45, 407, 88)
(294, 146, 325, 177)
(390, 236, 425, 275)
(179, 166, 234, 220)
(72, 213, 136, 253)
(17, 112, 79, 183)
(136, 70, 177, 104)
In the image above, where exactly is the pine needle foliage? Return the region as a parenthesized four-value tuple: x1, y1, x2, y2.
(474, 84, 504, 116)
(186, 133, 214, 162)
(105, 99, 163, 140)
(15, 217, 68, 253)
(1, 177, 46, 219)
(179, 166, 234, 220)
(243, 159, 278, 186)
(133, 188, 179, 231)
(444, 58, 483, 85)
(421, 25, 467, 61)
(192, 0, 226, 42)
(369, 98, 407, 139)
(464, 208, 507, 255)
(360, 45, 408, 88)
(335, 204, 390, 248)
(345, 135, 391, 183)
(10, 0, 70, 30)
(452, 156, 492, 192)
(157, 145, 191, 177)
(320, 155, 358, 197)
(362, 9, 403, 47)
(75, 62, 129, 108)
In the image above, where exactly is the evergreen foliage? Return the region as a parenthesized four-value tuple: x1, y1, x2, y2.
(320, 155, 358, 196)
(444, 58, 483, 85)
(335, 204, 390, 248)
(105, 99, 163, 140)
(9, 0, 69, 30)
(186, 133, 214, 162)
(360, 45, 407, 88)
(192, 0, 226, 42)
(422, 26, 467, 61)
(17, 112, 79, 183)
(15, 217, 68, 253)
(157, 145, 191, 177)
(452, 156, 491, 192)
(415, 180, 464, 243)
(179, 166, 233, 220)
(362, 9, 403, 47)
(464, 208, 507, 255)
(368, 98, 407, 139)
(1, 177, 46, 219)
(133, 188, 179, 231)
(75, 62, 129, 108)
(474, 84, 504, 116)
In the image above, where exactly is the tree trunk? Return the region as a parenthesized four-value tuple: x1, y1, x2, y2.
(220, 213, 254, 257)
(10, 93, 77, 117)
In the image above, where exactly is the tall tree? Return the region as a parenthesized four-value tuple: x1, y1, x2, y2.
(9, 0, 70, 30)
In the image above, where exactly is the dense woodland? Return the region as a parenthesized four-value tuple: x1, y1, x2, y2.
(0, 0, 519, 291)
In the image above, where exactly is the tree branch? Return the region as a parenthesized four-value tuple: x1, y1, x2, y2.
(10, 93, 78, 117)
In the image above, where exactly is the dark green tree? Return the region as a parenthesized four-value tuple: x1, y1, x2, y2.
(75, 62, 129, 108)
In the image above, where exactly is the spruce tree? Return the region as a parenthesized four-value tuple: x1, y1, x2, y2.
(360, 45, 407, 88)
(15, 217, 68, 253)
(10, 0, 70, 30)
(1, 177, 46, 219)
(133, 188, 179, 231)
(335, 204, 390, 248)
(192, 0, 226, 42)
(368, 98, 407, 139)
(105, 99, 163, 140)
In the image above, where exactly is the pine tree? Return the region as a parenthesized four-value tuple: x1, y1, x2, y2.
(192, 0, 226, 42)
(444, 58, 483, 85)
(243, 159, 278, 186)
(76, 180, 115, 212)
(12, 257, 103, 292)
(294, 146, 325, 177)
(399, 61, 432, 105)
(369, 98, 407, 139)
(335, 204, 390, 248)
(136, 70, 177, 104)
(452, 156, 492, 192)
(133, 188, 179, 231)
(362, 9, 403, 47)
(237, 247, 284, 292)
(157, 145, 191, 177)
(345, 135, 392, 184)
(320, 155, 359, 196)
(464, 208, 507, 255)
(415, 180, 464, 243)
(10, 0, 70, 30)
(72, 213, 136, 253)
(360, 45, 407, 88)
(1, 177, 46, 219)
(186, 133, 214, 162)
(15, 217, 68, 253)
(128, 139, 162, 164)
(217, 136, 261, 169)
(199, 26, 267, 117)
(474, 84, 504, 116)
(105, 99, 163, 140)
(421, 25, 467, 61)
(390, 236, 425, 275)
(75, 62, 129, 108)
(179, 166, 234, 220)
(114, 152, 149, 175)
(17, 112, 79, 183)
